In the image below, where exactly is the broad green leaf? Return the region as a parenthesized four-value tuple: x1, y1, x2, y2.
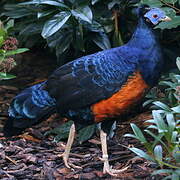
(20, 0, 69, 9)
(4, 19, 14, 31)
(130, 123, 147, 143)
(124, 133, 137, 139)
(55, 32, 73, 55)
(92, 0, 101, 5)
(5, 48, 29, 56)
(42, 11, 71, 38)
(171, 131, 178, 143)
(0, 36, 4, 48)
(143, 99, 154, 107)
(0, 28, 7, 39)
(171, 105, 180, 113)
(0, 72, 16, 80)
(3, 6, 34, 18)
(139, 0, 162, 7)
(37, 10, 56, 19)
(152, 110, 168, 133)
(78, 124, 95, 144)
(71, 5, 93, 24)
(153, 101, 171, 112)
(20, 23, 44, 35)
(176, 57, 180, 71)
(144, 129, 167, 149)
(45, 121, 73, 135)
(129, 147, 154, 161)
(93, 32, 111, 50)
(154, 145, 163, 162)
(156, 16, 180, 30)
(166, 113, 176, 132)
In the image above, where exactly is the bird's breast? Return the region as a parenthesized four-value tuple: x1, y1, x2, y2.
(91, 72, 149, 122)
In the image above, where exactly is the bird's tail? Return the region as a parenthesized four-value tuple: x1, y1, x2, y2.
(3, 82, 56, 137)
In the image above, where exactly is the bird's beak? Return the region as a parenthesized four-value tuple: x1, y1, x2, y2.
(161, 16, 171, 22)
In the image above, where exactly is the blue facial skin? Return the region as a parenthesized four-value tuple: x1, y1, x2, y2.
(144, 8, 166, 25)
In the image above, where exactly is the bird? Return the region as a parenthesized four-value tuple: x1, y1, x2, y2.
(3, 5, 171, 176)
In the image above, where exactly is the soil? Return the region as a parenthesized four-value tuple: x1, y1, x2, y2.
(0, 52, 162, 180)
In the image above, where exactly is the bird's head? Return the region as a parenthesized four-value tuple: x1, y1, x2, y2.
(137, 5, 171, 26)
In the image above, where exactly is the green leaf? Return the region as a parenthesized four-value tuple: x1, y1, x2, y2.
(0, 36, 4, 48)
(4, 19, 14, 31)
(166, 113, 176, 132)
(176, 57, 180, 71)
(152, 110, 168, 133)
(71, 5, 93, 24)
(42, 11, 71, 38)
(55, 32, 73, 55)
(130, 123, 147, 143)
(156, 16, 180, 30)
(0, 28, 7, 39)
(0, 72, 16, 80)
(5, 48, 29, 56)
(154, 145, 163, 162)
(20, 0, 69, 9)
(78, 124, 95, 144)
(3, 5, 34, 18)
(171, 105, 180, 113)
(138, 0, 162, 7)
(153, 101, 171, 112)
(93, 32, 111, 50)
(129, 147, 154, 161)
(20, 23, 44, 35)
(45, 121, 73, 135)
(124, 133, 137, 139)
(37, 10, 56, 19)
(91, 0, 100, 5)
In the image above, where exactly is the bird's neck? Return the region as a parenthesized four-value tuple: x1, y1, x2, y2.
(128, 17, 157, 49)
(127, 17, 163, 87)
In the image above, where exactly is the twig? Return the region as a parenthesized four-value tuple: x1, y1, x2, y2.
(5, 155, 18, 165)
(81, 154, 133, 168)
(160, 0, 180, 13)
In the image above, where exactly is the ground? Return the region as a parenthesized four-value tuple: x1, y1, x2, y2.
(0, 52, 162, 180)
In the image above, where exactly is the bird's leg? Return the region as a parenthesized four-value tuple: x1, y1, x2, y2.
(58, 123, 82, 169)
(99, 130, 129, 176)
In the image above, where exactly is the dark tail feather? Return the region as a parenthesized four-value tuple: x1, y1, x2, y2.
(3, 117, 25, 137)
(3, 107, 56, 137)
(3, 82, 56, 137)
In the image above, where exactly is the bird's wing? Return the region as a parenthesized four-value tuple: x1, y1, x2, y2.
(46, 50, 137, 112)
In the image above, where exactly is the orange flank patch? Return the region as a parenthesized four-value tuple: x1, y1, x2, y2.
(91, 72, 149, 122)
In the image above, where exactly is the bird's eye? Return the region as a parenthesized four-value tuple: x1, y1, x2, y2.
(153, 14, 158, 18)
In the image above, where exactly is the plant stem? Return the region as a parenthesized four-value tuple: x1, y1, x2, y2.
(160, 0, 180, 13)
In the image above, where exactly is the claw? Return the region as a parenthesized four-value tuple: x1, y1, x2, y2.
(100, 130, 129, 176)
(58, 123, 82, 170)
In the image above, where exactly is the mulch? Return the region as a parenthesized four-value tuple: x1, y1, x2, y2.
(0, 52, 162, 180)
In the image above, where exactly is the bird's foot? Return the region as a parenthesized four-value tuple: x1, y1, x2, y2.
(58, 153, 82, 169)
(99, 155, 129, 176)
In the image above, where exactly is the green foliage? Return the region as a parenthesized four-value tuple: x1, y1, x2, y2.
(144, 57, 180, 107)
(0, 0, 137, 62)
(1, 0, 180, 63)
(0, 19, 29, 80)
(125, 62, 180, 179)
(46, 120, 96, 144)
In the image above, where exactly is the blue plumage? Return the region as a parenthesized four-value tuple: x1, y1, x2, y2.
(3, 5, 170, 137)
